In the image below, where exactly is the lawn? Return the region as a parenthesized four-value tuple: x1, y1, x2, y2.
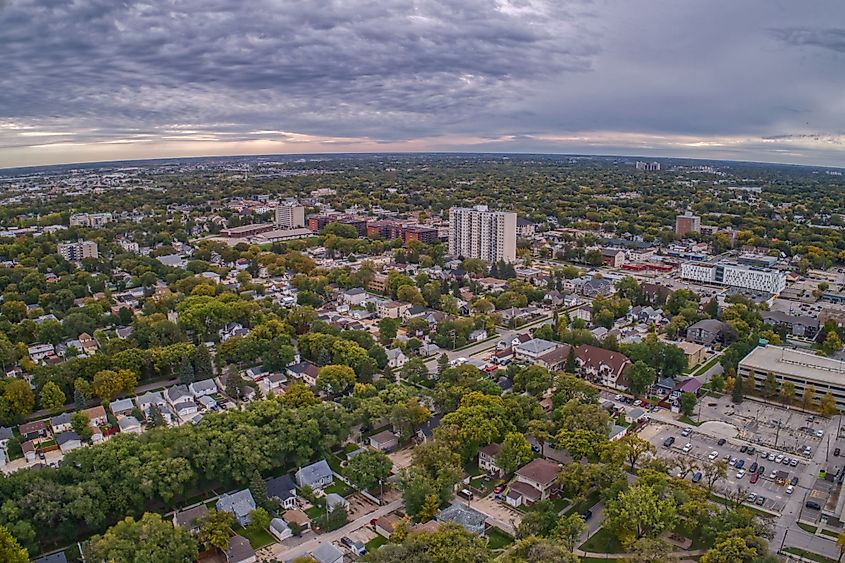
(486, 528, 514, 550)
(366, 535, 388, 551)
(820, 528, 839, 538)
(323, 482, 354, 497)
(235, 525, 276, 549)
(579, 527, 625, 554)
(550, 497, 570, 513)
(679, 415, 701, 426)
(798, 522, 818, 534)
(783, 547, 838, 563)
(687, 354, 722, 377)
(305, 506, 324, 520)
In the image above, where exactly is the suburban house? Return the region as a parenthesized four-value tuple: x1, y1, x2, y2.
(136, 391, 168, 416)
(415, 413, 442, 443)
(118, 416, 142, 434)
(497, 333, 532, 351)
(478, 443, 503, 477)
(311, 543, 344, 563)
(50, 412, 73, 434)
(283, 509, 311, 531)
(575, 344, 632, 390)
(369, 429, 399, 451)
(375, 513, 403, 538)
(326, 493, 349, 512)
(189, 378, 218, 397)
(295, 459, 334, 489)
(109, 397, 135, 417)
(513, 458, 560, 500)
(226, 535, 257, 563)
(173, 504, 209, 533)
(28, 343, 55, 361)
(219, 322, 248, 341)
(342, 287, 368, 306)
(82, 405, 108, 426)
(514, 338, 560, 363)
(436, 504, 487, 535)
(386, 348, 408, 369)
(506, 481, 543, 508)
(287, 361, 320, 387)
(671, 378, 703, 403)
(377, 300, 412, 319)
(571, 304, 592, 323)
(56, 431, 82, 453)
(582, 278, 614, 298)
(477, 277, 509, 292)
(761, 310, 820, 339)
(216, 489, 257, 527)
(18, 420, 48, 441)
(685, 319, 735, 347)
(266, 475, 298, 509)
(166, 385, 195, 408)
(21, 440, 36, 462)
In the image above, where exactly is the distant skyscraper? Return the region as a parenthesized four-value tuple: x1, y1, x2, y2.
(275, 203, 305, 229)
(58, 240, 98, 261)
(448, 205, 517, 263)
(635, 161, 661, 171)
(675, 212, 701, 237)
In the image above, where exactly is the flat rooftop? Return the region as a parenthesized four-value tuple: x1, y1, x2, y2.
(739, 345, 845, 386)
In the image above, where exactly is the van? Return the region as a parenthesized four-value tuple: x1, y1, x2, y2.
(805, 501, 821, 510)
(458, 488, 474, 501)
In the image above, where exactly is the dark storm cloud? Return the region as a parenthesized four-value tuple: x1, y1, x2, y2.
(1, 0, 844, 166)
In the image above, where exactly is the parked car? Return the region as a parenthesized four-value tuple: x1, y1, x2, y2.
(736, 459, 745, 470)
(815, 429, 824, 438)
(736, 469, 746, 479)
(835, 448, 841, 457)
(749, 462, 758, 473)
(663, 437, 675, 447)
(493, 484, 506, 494)
(708, 451, 719, 460)
(786, 485, 794, 494)
(775, 454, 784, 463)
(750, 473, 759, 484)
(806, 501, 821, 510)
(458, 489, 474, 500)
(790, 458, 798, 467)
(791, 476, 799, 486)
(747, 447, 755, 455)
(756, 496, 766, 506)
(746, 493, 757, 503)
(729, 457, 737, 466)
(717, 438, 726, 446)
(692, 471, 702, 483)
(782, 457, 791, 465)
(682, 427, 692, 437)
(682, 443, 692, 453)
(740, 445, 747, 453)
(757, 465, 765, 475)
(580, 510, 593, 521)
(633, 400, 643, 407)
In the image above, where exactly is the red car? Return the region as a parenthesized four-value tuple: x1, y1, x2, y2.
(750, 473, 759, 484)
(493, 484, 506, 494)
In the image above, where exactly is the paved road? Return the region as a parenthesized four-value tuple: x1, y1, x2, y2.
(266, 498, 403, 561)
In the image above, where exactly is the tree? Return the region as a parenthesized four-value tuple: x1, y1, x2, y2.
(178, 354, 195, 384)
(627, 361, 656, 395)
(496, 432, 534, 475)
(821, 392, 838, 417)
(803, 384, 817, 411)
(93, 369, 124, 401)
(762, 372, 778, 398)
(703, 460, 728, 494)
(88, 513, 198, 563)
(249, 470, 270, 510)
(604, 483, 677, 544)
(4, 379, 34, 418)
(74, 387, 86, 410)
(731, 371, 744, 404)
(400, 357, 430, 384)
(823, 330, 843, 356)
(347, 449, 393, 491)
(321, 505, 348, 532)
(837, 531, 845, 562)
(513, 365, 553, 397)
(279, 382, 320, 408)
(0, 525, 27, 563)
(197, 510, 235, 551)
(39, 381, 66, 413)
(71, 412, 94, 441)
(680, 392, 697, 417)
(418, 494, 440, 523)
(612, 433, 656, 472)
(780, 380, 796, 405)
(627, 538, 672, 563)
(316, 364, 356, 396)
(556, 513, 586, 552)
(148, 404, 166, 427)
(248, 507, 271, 535)
(378, 318, 400, 344)
(437, 353, 450, 375)
(501, 536, 578, 563)
(366, 522, 491, 563)
(390, 398, 431, 440)
(194, 344, 214, 379)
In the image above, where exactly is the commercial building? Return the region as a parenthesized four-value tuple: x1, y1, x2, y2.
(220, 223, 275, 238)
(448, 205, 517, 263)
(739, 345, 845, 410)
(675, 212, 701, 237)
(680, 261, 786, 294)
(275, 203, 305, 229)
(70, 212, 113, 228)
(58, 240, 98, 261)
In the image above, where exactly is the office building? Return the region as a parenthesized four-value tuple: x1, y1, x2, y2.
(635, 161, 661, 171)
(275, 203, 305, 229)
(70, 212, 114, 228)
(680, 261, 786, 294)
(448, 205, 517, 263)
(675, 212, 701, 237)
(58, 240, 98, 261)
(739, 346, 845, 410)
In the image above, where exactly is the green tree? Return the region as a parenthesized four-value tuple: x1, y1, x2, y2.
(178, 354, 195, 384)
(556, 513, 587, 552)
(823, 330, 843, 355)
(604, 483, 677, 544)
(194, 344, 214, 379)
(346, 449, 393, 491)
(780, 380, 796, 405)
(680, 392, 697, 416)
(93, 369, 124, 402)
(418, 494, 440, 523)
(248, 507, 271, 535)
(501, 536, 578, 563)
(71, 412, 94, 442)
(803, 384, 817, 411)
(197, 510, 235, 551)
(496, 432, 534, 475)
(378, 318, 400, 344)
(4, 379, 34, 418)
(316, 364, 356, 396)
(821, 392, 838, 417)
(0, 525, 27, 563)
(279, 382, 319, 408)
(437, 353, 450, 375)
(627, 361, 656, 395)
(39, 381, 66, 413)
(762, 372, 778, 398)
(513, 365, 553, 397)
(731, 371, 744, 404)
(88, 513, 198, 563)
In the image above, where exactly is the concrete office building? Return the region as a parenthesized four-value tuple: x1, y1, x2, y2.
(70, 212, 113, 228)
(680, 261, 786, 294)
(58, 240, 98, 261)
(636, 161, 661, 171)
(739, 346, 845, 410)
(448, 205, 517, 263)
(275, 203, 305, 229)
(675, 212, 701, 236)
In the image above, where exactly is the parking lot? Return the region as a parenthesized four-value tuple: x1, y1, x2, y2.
(641, 420, 809, 514)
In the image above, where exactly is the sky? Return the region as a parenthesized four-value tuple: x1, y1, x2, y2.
(1, 0, 844, 168)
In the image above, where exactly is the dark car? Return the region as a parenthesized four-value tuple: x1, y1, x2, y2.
(757, 465, 765, 475)
(756, 496, 766, 506)
(749, 462, 758, 473)
(692, 471, 703, 483)
(750, 473, 759, 484)
(740, 445, 748, 453)
(747, 447, 755, 455)
(580, 510, 593, 521)
(664, 436, 676, 447)
(735, 459, 745, 470)
(791, 476, 799, 486)
(717, 438, 726, 446)
(836, 448, 841, 457)
(806, 501, 821, 510)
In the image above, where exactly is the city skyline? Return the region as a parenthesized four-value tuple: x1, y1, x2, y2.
(2, 0, 845, 168)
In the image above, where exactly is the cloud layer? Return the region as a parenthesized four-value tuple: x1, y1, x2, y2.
(1, 0, 844, 167)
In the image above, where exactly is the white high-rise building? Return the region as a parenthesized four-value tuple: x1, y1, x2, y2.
(275, 203, 305, 229)
(448, 206, 517, 263)
(680, 261, 786, 294)
(58, 240, 99, 261)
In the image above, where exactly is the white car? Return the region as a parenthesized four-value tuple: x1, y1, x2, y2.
(708, 451, 719, 460)
(682, 427, 692, 437)
(786, 485, 794, 494)
(682, 443, 692, 453)
(736, 469, 746, 479)
(790, 458, 799, 467)
(614, 394, 623, 401)
(633, 399, 643, 407)
(815, 429, 824, 438)
(729, 457, 737, 466)
(775, 454, 784, 463)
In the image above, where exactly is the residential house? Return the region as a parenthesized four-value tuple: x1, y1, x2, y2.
(189, 378, 218, 397)
(166, 384, 195, 408)
(118, 416, 142, 434)
(369, 429, 399, 451)
(28, 343, 55, 361)
(582, 278, 614, 298)
(375, 513, 403, 538)
(536, 344, 572, 371)
(478, 443, 503, 477)
(266, 475, 298, 510)
(386, 348, 408, 369)
(77, 332, 98, 355)
(627, 306, 664, 325)
(609, 424, 628, 441)
(136, 391, 169, 422)
(436, 504, 486, 535)
(513, 458, 560, 501)
(244, 366, 268, 381)
(342, 287, 368, 306)
(641, 283, 672, 306)
(497, 333, 532, 351)
(216, 489, 257, 527)
(416, 413, 442, 443)
(173, 504, 209, 533)
(18, 420, 48, 441)
(110, 397, 135, 417)
(226, 535, 257, 563)
(21, 440, 36, 462)
(575, 344, 631, 391)
(514, 338, 560, 363)
(219, 322, 248, 341)
(571, 304, 592, 324)
(311, 543, 344, 563)
(468, 328, 488, 342)
(686, 319, 735, 346)
(50, 412, 73, 434)
(671, 378, 703, 403)
(761, 310, 820, 339)
(506, 481, 543, 508)
(283, 509, 311, 531)
(82, 405, 108, 426)
(269, 518, 292, 542)
(287, 361, 320, 387)
(56, 431, 82, 453)
(477, 277, 509, 293)
(326, 493, 349, 512)
(491, 347, 514, 365)
(295, 459, 334, 489)
(674, 340, 705, 369)
(625, 408, 646, 424)
(265, 372, 287, 393)
(0, 426, 13, 449)
(377, 300, 411, 319)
